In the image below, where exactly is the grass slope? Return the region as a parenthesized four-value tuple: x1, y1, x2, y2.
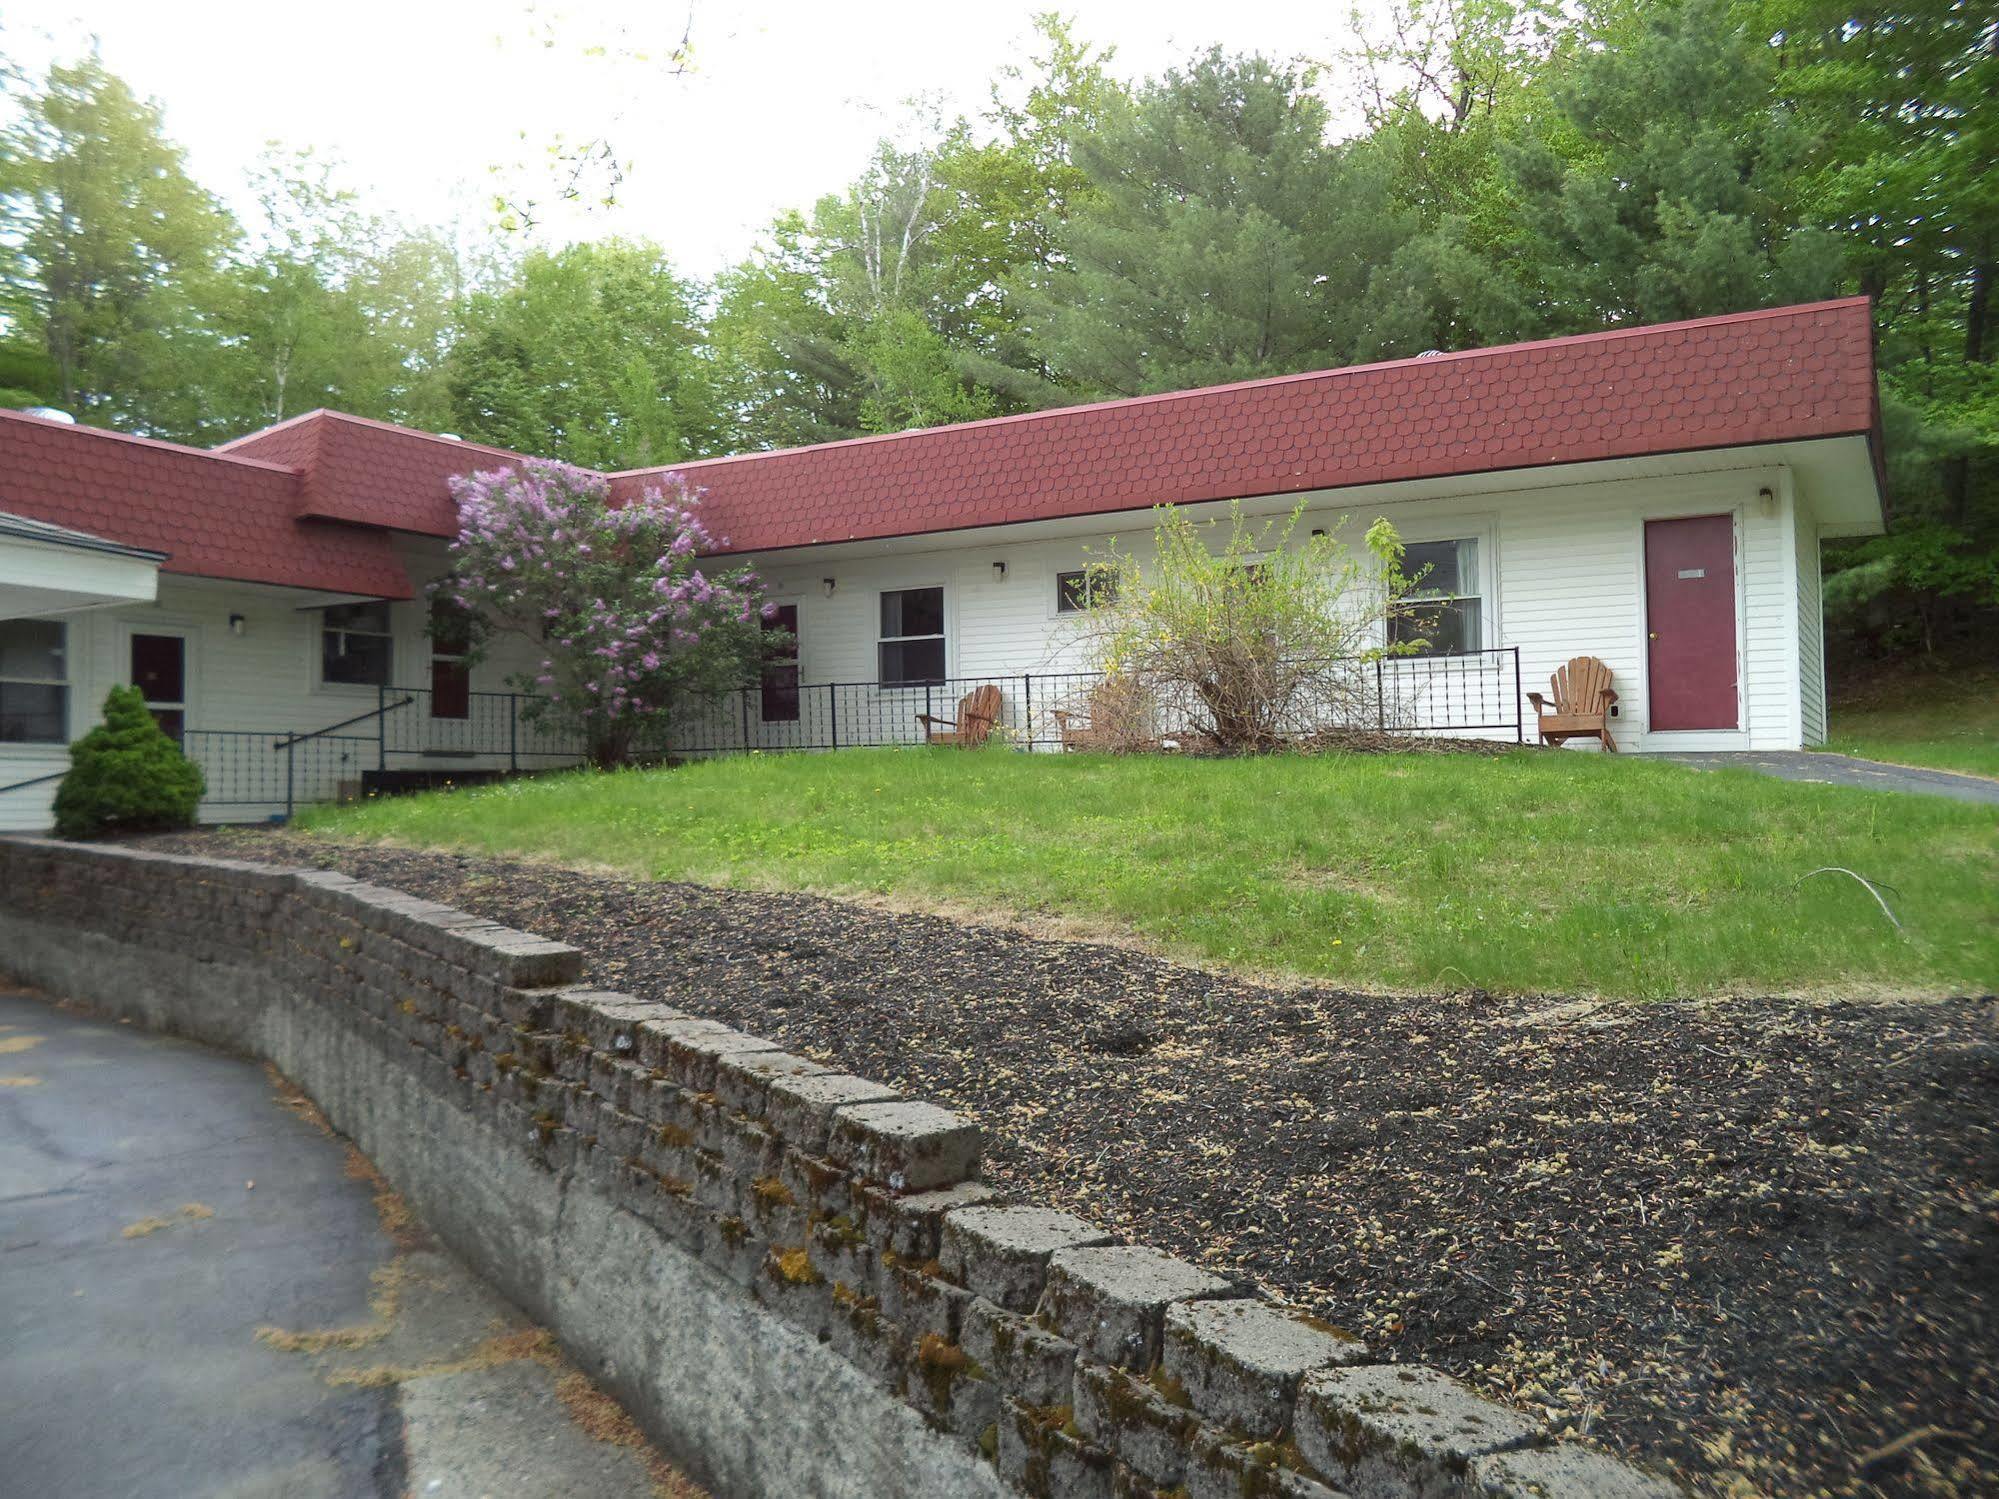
(298, 747, 1999, 998)
(1824, 666, 1999, 779)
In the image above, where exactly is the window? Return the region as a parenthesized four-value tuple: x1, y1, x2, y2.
(761, 604, 800, 721)
(428, 600, 471, 719)
(878, 587, 946, 685)
(322, 601, 393, 686)
(0, 619, 67, 743)
(1390, 538, 1483, 656)
(1056, 568, 1119, 613)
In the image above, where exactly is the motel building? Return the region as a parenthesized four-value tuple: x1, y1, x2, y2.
(0, 298, 1885, 830)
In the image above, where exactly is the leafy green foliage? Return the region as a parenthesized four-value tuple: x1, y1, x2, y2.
(1074, 503, 1423, 749)
(219, 148, 462, 432)
(447, 239, 725, 467)
(1493, 0, 1845, 330)
(0, 54, 236, 437)
(1024, 50, 1422, 394)
(52, 685, 205, 838)
(1, 7, 1992, 666)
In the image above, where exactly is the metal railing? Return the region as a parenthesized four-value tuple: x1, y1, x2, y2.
(0, 768, 67, 798)
(668, 647, 1524, 755)
(7, 648, 1524, 822)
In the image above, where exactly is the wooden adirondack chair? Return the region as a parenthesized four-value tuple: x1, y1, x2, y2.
(1527, 656, 1619, 751)
(1051, 678, 1155, 753)
(917, 684, 1003, 747)
(1051, 702, 1109, 752)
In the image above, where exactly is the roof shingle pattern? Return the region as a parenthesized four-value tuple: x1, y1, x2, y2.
(0, 299, 1878, 598)
(612, 298, 1879, 554)
(0, 411, 412, 597)
(220, 410, 522, 536)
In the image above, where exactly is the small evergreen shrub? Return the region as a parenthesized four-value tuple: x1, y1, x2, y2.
(52, 684, 205, 838)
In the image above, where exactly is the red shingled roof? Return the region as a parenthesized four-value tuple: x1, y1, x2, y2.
(220, 409, 522, 536)
(0, 300, 1880, 595)
(612, 297, 1881, 554)
(0, 411, 413, 598)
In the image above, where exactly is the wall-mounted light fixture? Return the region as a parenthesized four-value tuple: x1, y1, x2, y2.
(821, 577, 836, 598)
(991, 560, 1008, 582)
(1756, 486, 1777, 519)
(228, 613, 247, 636)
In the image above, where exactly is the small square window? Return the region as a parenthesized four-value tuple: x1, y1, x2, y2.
(1403, 539, 1478, 600)
(1056, 569, 1118, 613)
(1390, 597, 1484, 655)
(323, 601, 394, 686)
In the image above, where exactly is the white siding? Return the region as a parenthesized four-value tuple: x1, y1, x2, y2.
(745, 462, 1809, 754)
(1796, 508, 1828, 746)
(4, 456, 1824, 830)
(0, 747, 66, 832)
(1492, 469, 1797, 750)
(1, 538, 570, 830)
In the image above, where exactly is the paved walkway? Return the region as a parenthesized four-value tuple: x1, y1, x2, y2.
(0, 987, 683, 1499)
(1657, 750, 1999, 806)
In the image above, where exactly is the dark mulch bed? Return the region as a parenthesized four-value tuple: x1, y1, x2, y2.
(138, 829, 1999, 1497)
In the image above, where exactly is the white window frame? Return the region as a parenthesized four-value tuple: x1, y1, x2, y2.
(319, 600, 396, 692)
(0, 616, 70, 746)
(1388, 523, 1496, 658)
(877, 584, 949, 688)
(1052, 565, 1121, 617)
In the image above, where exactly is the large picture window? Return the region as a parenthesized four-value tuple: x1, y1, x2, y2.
(1391, 538, 1484, 656)
(0, 619, 68, 743)
(878, 587, 946, 685)
(322, 601, 393, 686)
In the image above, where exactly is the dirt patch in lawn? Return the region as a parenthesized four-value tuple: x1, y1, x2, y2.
(136, 829, 1999, 1498)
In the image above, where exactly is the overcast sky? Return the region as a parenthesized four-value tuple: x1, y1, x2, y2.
(8, 0, 1389, 274)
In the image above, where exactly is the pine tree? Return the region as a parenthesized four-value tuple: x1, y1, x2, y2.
(1022, 49, 1420, 396)
(53, 686, 205, 839)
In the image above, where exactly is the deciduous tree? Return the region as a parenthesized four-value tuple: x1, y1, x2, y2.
(447, 240, 725, 467)
(0, 54, 236, 436)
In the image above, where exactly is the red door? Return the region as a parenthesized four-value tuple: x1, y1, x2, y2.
(760, 605, 799, 722)
(130, 633, 187, 741)
(1644, 515, 1738, 731)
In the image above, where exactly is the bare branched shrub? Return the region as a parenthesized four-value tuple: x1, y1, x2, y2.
(1066, 501, 1429, 752)
(1090, 673, 1162, 751)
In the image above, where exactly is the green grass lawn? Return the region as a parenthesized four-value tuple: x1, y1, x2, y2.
(296, 746, 1999, 999)
(1823, 667, 1999, 779)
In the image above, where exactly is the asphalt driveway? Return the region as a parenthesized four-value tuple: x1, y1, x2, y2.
(0, 986, 679, 1499)
(1657, 749, 1999, 805)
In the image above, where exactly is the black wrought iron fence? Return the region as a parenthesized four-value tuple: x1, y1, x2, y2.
(182, 729, 379, 815)
(148, 646, 1521, 821)
(669, 646, 1524, 755)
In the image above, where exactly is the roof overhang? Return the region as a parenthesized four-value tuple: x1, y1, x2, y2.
(0, 516, 163, 617)
(730, 436, 1886, 566)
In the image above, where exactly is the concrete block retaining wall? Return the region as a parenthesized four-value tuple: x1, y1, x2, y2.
(0, 837, 1679, 1499)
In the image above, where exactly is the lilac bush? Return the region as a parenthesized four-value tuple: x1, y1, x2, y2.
(441, 460, 772, 767)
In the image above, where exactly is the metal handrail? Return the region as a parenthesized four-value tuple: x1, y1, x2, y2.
(0, 768, 66, 796)
(271, 696, 416, 751)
